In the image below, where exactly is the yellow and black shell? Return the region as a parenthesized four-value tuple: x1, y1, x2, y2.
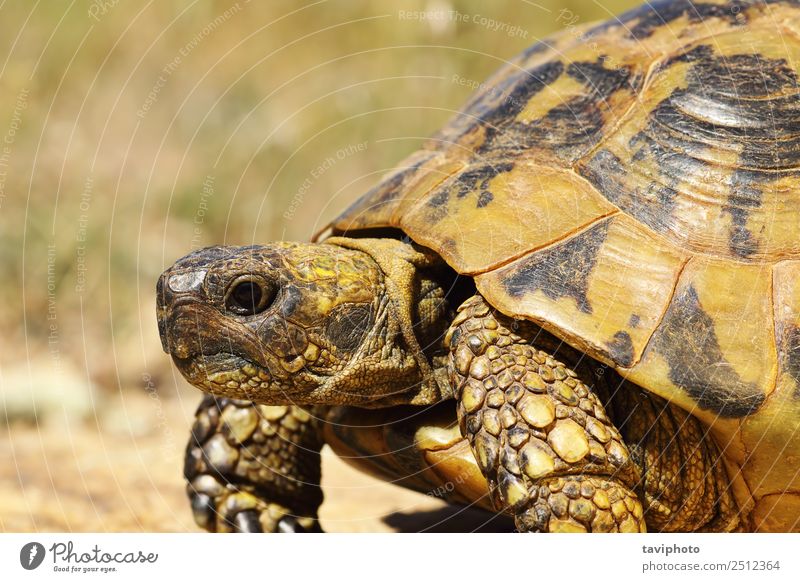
(327, 0, 800, 530)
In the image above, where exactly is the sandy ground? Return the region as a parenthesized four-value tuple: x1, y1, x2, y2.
(1, 392, 510, 533)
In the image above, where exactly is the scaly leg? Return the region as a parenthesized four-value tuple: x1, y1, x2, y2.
(448, 296, 646, 532)
(184, 395, 324, 532)
(608, 383, 740, 532)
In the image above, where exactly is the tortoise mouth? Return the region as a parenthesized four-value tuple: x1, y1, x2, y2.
(172, 351, 285, 402)
(171, 351, 331, 407)
(172, 351, 251, 377)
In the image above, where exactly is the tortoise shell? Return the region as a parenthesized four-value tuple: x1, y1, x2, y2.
(326, 0, 800, 530)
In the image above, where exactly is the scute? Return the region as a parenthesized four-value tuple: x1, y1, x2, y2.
(739, 261, 800, 504)
(400, 162, 617, 274)
(625, 258, 775, 420)
(475, 214, 686, 370)
(470, 57, 641, 163)
(577, 28, 800, 261)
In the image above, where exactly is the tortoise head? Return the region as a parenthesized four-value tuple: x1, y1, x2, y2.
(157, 238, 452, 407)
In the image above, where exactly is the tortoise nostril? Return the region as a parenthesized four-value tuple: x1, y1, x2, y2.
(168, 270, 207, 293)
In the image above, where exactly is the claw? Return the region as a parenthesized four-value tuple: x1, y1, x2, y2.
(276, 516, 324, 533)
(184, 398, 324, 534)
(234, 510, 263, 533)
(190, 493, 216, 531)
(183, 446, 205, 481)
(277, 516, 304, 533)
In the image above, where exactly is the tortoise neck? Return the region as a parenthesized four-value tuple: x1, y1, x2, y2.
(323, 236, 454, 405)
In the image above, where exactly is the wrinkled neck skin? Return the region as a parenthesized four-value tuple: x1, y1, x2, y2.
(323, 237, 455, 407)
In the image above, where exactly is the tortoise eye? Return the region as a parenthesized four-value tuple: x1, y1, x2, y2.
(225, 277, 275, 316)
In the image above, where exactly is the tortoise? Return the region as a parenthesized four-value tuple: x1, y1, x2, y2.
(157, 0, 800, 533)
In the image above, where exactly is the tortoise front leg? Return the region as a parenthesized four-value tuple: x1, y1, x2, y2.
(448, 296, 646, 532)
(184, 395, 324, 532)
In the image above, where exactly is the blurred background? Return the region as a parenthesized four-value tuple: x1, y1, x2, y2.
(0, 0, 637, 531)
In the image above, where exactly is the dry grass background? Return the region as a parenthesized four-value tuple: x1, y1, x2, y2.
(0, 0, 637, 532)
